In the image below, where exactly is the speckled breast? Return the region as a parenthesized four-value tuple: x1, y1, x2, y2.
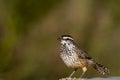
(60, 45, 84, 68)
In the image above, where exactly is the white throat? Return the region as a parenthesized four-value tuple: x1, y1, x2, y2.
(61, 40, 67, 44)
(61, 40, 75, 49)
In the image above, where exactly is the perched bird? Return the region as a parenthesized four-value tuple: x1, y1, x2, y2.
(58, 35, 109, 78)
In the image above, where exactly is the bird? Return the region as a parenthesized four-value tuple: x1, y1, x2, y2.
(58, 35, 110, 78)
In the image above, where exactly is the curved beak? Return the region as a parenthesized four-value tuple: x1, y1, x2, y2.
(57, 37, 61, 40)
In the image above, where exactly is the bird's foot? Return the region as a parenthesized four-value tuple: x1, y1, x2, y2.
(59, 77, 86, 80)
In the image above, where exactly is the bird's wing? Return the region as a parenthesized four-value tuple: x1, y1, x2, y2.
(73, 42, 92, 60)
(78, 49, 92, 59)
(74, 45, 92, 60)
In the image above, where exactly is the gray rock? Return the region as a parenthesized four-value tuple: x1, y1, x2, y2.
(59, 77, 120, 80)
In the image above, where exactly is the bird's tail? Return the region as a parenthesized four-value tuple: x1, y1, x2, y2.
(93, 62, 110, 75)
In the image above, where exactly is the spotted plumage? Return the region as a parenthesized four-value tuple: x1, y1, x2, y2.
(58, 35, 109, 78)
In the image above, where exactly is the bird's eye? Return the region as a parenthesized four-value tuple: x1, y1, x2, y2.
(66, 38, 69, 40)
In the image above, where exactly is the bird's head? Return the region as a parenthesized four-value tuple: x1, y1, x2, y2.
(58, 35, 74, 44)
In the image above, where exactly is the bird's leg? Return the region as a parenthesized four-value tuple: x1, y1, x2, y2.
(69, 69, 77, 78)
(80, 67, 87, 78)
(69, 71, 75, 78)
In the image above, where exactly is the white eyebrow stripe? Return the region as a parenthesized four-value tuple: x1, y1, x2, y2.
(63, 37, 73, 40)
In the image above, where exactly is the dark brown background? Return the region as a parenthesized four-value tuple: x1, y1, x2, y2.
(0, 0, 120, 80)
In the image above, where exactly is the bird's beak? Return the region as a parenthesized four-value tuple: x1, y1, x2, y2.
(57, 37, 61, 40)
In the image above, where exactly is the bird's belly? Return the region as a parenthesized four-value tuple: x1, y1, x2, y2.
(60, 53, 84, 68)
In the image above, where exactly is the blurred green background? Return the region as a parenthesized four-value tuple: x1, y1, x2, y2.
(0, 0, 120, 80)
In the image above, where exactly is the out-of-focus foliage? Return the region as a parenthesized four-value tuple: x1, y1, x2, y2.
(0, 0, 120, 80)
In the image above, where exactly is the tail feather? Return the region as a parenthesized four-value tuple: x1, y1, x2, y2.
(93, 62, 110, 75)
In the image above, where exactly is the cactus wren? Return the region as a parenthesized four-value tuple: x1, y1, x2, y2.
(58, 35, 109, 78)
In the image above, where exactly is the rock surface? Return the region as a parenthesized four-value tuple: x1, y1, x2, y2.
(59, 77, 120, 80)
